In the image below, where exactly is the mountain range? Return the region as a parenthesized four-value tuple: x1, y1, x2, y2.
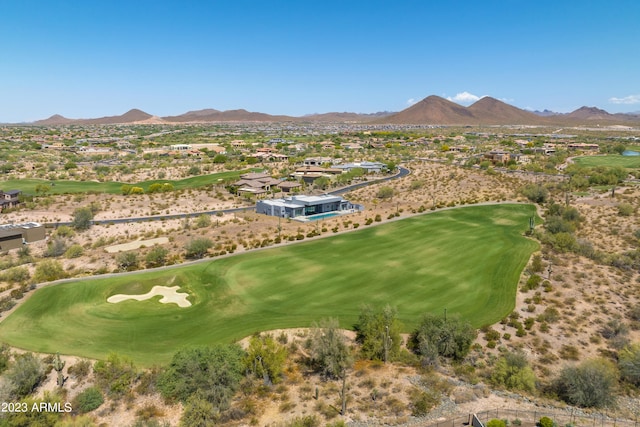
(31, 96, 640, 126)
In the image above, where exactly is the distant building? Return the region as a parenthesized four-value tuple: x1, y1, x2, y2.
(0, 190, 21, 212)
(232, 172, 283, 197)
(332, 161, 387, 174)
(0, 222, 45, 251)
(170, 144, 192, 151)
(256, 194, 362, 219)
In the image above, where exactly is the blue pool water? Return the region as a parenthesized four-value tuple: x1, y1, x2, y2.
(622, 150, 640, 156)
(305, 212, 341, 221)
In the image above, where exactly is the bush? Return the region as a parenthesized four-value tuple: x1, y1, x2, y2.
(4, 352, 46, 398)
(64, 244, 84, 259)
(145, 246, 169, 268)
(115, 251, 139, 271)
(553, 359, 617, 408)
(376, 186, 394, 199)
(158, 344, 244, 409)
(354, 304, 402, 362)
(491, 351, 537, 393)
(93, 353, 137, 399)
(410, 313, 476, 364)
(73, 386, 104, 413)
(184, 238, 213, 259)
(617, 203, 635, 217)
(34, 259, 66, 283)
(520, 184, 548, 203)
(538, 416, 554, 427)
(487, 420, 506, 427)
(71, 206, 94, 231)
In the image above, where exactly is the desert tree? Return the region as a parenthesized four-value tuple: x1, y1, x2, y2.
(309, 318, 353, 415)
(354, 304, 402, 362)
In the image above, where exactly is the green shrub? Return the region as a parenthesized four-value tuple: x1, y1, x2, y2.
(487, 419, 506, 427)
(73, 386, 104, 413)
(538, 416, 554, 427)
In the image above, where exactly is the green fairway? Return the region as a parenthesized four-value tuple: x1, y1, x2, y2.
(0, 169, 252, 195)
(573, 155, 640, 169)
(0, 204, 538, 366)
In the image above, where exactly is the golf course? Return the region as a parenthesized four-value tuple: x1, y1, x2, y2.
(0, 204, 539, 366)
(1, 169, 253, 195)
(573, 154, 640, 169)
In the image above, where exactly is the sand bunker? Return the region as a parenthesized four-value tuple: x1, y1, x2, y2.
(107, 285, 191, 308)
(105, 237, 169, 253)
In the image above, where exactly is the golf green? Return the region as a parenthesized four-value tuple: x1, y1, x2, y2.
(0, 204, 538, 366)
(573, 155, 640, 169)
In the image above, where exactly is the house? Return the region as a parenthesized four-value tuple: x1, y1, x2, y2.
(484, 150, 512, 164)
(304, 157, 333, 167)
(0, 190, 21, 212)
(331, 161, 387, 174)
(232, 172, 283, 197)
(256, 194, 362, 219)
(277, 181, 302, 193)
(170, 144, 192, 151)
(0, 222, 45, 251)
(290, 166, 343, 185)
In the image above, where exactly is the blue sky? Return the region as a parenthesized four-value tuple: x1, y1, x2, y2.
(1, 0, 639, 122)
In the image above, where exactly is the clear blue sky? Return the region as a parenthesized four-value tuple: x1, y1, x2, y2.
(1, 0, 639, 122)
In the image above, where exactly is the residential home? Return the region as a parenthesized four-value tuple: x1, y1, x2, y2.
(0, 222, 45, 251)
(232, 172, 283, 198)
(256, 194, 362, 219)
(0, 190, 21, 212)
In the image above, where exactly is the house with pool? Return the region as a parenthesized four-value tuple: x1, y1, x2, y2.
(256, 194, 363, 221)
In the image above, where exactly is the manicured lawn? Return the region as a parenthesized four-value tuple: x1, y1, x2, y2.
(0, 169, 252, 195)
(573, 155, 640, 169)
(0, 204, 539, 366)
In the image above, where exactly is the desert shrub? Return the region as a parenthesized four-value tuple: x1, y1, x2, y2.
(115, 251, 139, 271)
(411, 313, 476, 364)
(409, 388, 439, 416)
(194, 214, 212, 228)
(4, 352, 46, 398)
(44, 237, 68, 257)
(184, 238, 213, 259)
(619, 344, 640, 386)
(73, 386, 104, 413)
(158, 344, 244, 409)
(67, 359, 91, 380)
(93, 353, 137, 399)
(553, 358, 617, 408)
(487, 420, 506, 427)
(491, 351, 537, 393)
(243, 334, 288, 384)
(617, 203, 635, 217)
(145, 246, 168, 268)
(376, 186, 394, 199)
(64, 244, 84, 259)
(354, 304, 402, 361)
(520, 184, 548, 203)
(34, 259, 66, 282)
(538, 416, 554, 427)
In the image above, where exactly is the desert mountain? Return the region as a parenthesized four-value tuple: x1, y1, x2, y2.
(163, 109, 295, 123)
(34, 114, 77, 126)
(467, 97, 547, 125)
(27, 97, 640, 126)
(565, 106, 614, 121)
(381, 96, 475, 125)
(33, 109, 157, 125)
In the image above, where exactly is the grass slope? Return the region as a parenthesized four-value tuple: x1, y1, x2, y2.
(0, 169, 252, 195)
(573, 155, 640, 169)
(0, 204, 538, 366)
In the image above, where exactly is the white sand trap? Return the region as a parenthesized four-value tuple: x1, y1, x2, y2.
(107, 285, 191, 308)
(105, 237, 169, 253)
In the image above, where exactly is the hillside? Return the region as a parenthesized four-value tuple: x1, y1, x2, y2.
(26, 97, 640, 126)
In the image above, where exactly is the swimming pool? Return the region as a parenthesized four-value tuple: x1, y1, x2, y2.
(294, 211, 350, 222)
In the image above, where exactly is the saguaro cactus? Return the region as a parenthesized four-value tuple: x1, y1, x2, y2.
(53, 353, 66, 387)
